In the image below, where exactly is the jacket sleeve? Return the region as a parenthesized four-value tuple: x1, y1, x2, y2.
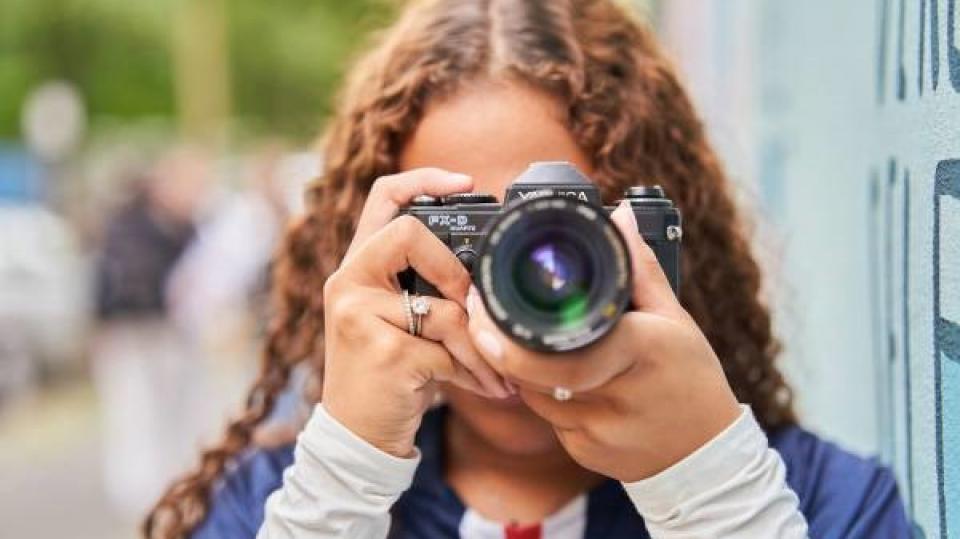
(622, 405, 809, 538)
(256, 404, 420, 539)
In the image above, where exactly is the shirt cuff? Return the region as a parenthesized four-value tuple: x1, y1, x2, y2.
(297, 403, 421, 506)
(621, 404, 767, 517)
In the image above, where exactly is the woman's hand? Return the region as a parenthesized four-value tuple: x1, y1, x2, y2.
(322, 168, 510, 458)
(466, 201, 741, 483)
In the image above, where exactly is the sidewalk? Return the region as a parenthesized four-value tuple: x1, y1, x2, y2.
(0, 382, 133, 539)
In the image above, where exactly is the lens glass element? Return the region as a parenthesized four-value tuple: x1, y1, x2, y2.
(513, 236, 591, 325)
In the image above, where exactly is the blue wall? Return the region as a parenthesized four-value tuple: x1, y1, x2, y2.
(658, 1, 959, 535)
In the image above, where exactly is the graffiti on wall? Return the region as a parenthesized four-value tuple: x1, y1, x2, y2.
(878, 0, 960, 102)
(934, 160, 959, 536)
(869, 159, 916, 530)
(876, 0, 960, 535)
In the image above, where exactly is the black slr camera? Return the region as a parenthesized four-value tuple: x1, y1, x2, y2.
(400, 162, 681, 352)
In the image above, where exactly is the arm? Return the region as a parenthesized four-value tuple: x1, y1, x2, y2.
(255, 168, 509, 538)
(465, 203, 808, 537)
(623, 405, 808, 538)
(257, 404, 419, 539)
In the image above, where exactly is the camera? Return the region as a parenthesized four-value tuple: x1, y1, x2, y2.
(399, 161, 681, 352)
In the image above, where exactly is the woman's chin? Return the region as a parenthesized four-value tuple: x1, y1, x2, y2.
(443, 385, 563, 457)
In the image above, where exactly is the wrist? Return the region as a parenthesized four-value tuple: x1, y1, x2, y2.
(615, 392, 741, 483)
(368, 437, 417, 459)
(621, 405, 764, 513)
(322, 398, 417, 459)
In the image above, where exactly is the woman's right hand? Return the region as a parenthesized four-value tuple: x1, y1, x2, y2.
(320, 168, 511, 458)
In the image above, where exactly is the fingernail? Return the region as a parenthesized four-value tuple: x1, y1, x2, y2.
(466, 286, 479, 317)
(505, 380, 518, 395)
(622, 199, 639, 228)
(449, 173, 471, 185)
(474, 330, 503, 364)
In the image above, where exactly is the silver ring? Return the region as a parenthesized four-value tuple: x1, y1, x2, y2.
(410, 295, 431, 337)
(401, 290, 416, 335)
(552, 386, 573, 402)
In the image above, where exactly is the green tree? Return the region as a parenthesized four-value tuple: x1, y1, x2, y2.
(0, 0, 395, 141)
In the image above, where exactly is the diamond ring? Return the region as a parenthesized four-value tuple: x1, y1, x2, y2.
(410, 295, 431, 337)
(401, 290, 416, 335)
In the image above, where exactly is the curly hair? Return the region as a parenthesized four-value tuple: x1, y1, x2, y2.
(145, 0, 796, 536)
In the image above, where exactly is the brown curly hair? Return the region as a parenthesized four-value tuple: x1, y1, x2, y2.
(145, 0, 796, 536)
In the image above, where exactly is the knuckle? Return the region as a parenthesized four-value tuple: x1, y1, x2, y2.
(556, 428, 592, 456)
(642, 261, 666, 284)
(374, 331, 408, 359)
(578, 423, 603, 446)
(429, 301, 457, 332)
(389, 214, 423, 244)
(607, 395, 636, 417)
(620, 313, 653, 351)
(322, 271, 343, 300)
(393, 213, 419, 230)
(449, 267, 472, 295)
(445, 301, 469, 329)
(588, 414, 619, 445)
(329, 293, 365, 327)
(368, 174, 396, 200)
(637, 236, 658, 258)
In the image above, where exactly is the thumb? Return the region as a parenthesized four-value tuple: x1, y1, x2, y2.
(609, 200, 685, 318)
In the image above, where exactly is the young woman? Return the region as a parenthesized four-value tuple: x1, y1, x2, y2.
(146, 1, 909, 537)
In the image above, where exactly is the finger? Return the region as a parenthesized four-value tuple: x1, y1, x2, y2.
(445, 358, 492, 398)
(366, 289, 511, 398)
(366, 318, 491, 398)
(347, 168, 472, 259)
(495, 311, 677, 396)
(517, 386, 597, 431)
(609, 200, 685, 318)
(406, 334, 483, 393)
(460, 370, 494, 396)
(347, 215, 472, 306)
(466, 286, 635, 392)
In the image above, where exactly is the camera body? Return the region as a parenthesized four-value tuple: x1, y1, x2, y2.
(399, 162, 681, 352)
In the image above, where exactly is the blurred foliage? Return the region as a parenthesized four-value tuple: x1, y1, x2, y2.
(0, 0, 397, 141)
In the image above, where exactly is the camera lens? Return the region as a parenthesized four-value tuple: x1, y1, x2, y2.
(514, 236, 591, 322)
(476, 196, 632, 352)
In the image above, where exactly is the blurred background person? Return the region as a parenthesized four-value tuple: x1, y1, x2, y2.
(165, 144, 318, 437)
(91, 148, 207, 519)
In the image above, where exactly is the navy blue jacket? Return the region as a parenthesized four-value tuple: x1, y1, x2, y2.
(193, 407, 910, 538)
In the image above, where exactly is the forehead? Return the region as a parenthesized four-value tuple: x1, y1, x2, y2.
(398, 81, 593, 198)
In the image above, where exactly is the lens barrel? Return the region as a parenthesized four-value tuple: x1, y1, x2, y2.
(476, 195, 632, 353)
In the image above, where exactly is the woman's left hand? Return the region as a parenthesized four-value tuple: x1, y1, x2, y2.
(466, 202, 741, 483)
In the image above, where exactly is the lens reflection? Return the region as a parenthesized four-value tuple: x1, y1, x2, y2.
(514, 238, 592, 324)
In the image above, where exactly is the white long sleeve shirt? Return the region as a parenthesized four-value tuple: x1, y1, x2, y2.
(256, 403, 808, 538)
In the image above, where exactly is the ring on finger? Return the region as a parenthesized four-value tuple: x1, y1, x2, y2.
(411, 294, 432, 337)
(552, 386, 573, 402)
(401, 290, 416, 335)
